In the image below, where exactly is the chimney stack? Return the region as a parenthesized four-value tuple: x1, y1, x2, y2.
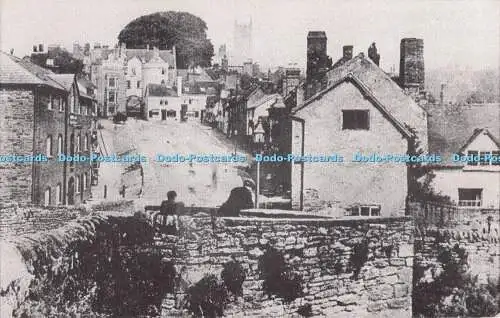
(342, 45, 353, 60)
(399, 38, 424, 91)
(306, 31, 328, 81)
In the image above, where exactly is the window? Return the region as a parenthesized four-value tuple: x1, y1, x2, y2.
(347, 205, 381, 217)
(167, 110, 176, 117)
(108, 77, 116, 88)
(83, 134, 88, 151)
(493, 151, 500, 166)
(59, 97, 65, 112)
(48, 95, 53, 110)
(56, 183, 62, 205)
(127, 80, 131, 89)
(46, 135, 53, 157)
(69, 92, 75, 113)
(57, 135, 63, 155)
(137, 81, 141, 89)
(83, 173, 88, 191)
(75, 176, 81, 194)
(44, 187, 51, 206)
(342, 110, 369, 130)
(458, 188, 482, 207)
(161, 79, 165, 85)
(160, 100, 163, 105)
(76, 134, 81, 153)
(468, 151, 478, 166)
(108, 90, 115, 103)
(164, 99, 168, 105)
(132, 68, 136, 75)
(480, 151, 491, 166)
(162, 68, 166, 75)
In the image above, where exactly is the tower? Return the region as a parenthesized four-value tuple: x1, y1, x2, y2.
(399, 38, 425, 92)
(232, 18, 253, 65)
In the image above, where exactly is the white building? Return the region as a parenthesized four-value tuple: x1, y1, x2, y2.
(428, 104, 500, 209)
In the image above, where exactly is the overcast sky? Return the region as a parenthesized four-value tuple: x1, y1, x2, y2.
(1, 0, 499, 72)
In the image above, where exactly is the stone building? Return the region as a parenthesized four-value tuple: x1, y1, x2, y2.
(289, 53, 428, 216)
(0, 52, 96, 206)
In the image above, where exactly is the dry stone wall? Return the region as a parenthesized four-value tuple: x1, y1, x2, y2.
(158, 214, 414, 317)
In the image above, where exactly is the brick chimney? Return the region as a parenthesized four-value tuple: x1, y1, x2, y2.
(399, 38, 424, 91)
(343, 45, 353, 60)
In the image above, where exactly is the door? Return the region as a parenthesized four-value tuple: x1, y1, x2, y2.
(181, 104, 188, 121)
(161, 109, 167, 120)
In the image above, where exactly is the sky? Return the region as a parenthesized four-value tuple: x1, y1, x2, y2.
(1, 0, 499, 72)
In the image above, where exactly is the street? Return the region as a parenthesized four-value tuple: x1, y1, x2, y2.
(96, 119, 250, 208)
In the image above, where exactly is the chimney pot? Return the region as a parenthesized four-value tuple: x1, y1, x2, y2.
(343, 45, 353, 60)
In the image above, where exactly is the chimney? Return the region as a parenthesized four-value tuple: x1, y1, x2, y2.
(306, 31, 328, 81)
(177, 76, 183, 96)
(368, 42, 380, 66)
(399, 38, 424, 91)
(343, 45, 353, 60)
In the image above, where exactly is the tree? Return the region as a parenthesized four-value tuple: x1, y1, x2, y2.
(30, 47, 83, 74)
(118, 12, 214, 69)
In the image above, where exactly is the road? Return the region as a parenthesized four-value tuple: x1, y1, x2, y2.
(99, 118, 250, 208)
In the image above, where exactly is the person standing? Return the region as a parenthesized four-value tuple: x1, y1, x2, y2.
(155, 190, 180, 234)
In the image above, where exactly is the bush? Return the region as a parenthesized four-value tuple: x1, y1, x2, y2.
(258, 246, 303, 302)
(221, 261, 246, 296)
(185, 274, 228, 317)
(413, 243, 500, 317)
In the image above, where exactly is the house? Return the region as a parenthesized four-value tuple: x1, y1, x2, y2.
(0, 52, 95, 206)
(143, 83, 181, 121)
(427, 104, 500, 209)
(289, 53, 428, 216)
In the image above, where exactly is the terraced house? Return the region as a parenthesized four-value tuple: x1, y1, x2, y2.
(0, 51, 96, 206)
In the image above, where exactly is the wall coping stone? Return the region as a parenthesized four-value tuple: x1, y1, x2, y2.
(221, 216, 412, 226)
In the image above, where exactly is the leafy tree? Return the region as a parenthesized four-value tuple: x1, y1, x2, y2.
(118, 12, 214, 68)
(406, 125, 451, 205)
(30, 47, 83, 74)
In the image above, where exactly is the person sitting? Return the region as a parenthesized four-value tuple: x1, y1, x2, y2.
(217, 180, 255, 217)
(154, 190, 181, 234)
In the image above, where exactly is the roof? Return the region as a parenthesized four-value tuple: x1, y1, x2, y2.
(247, 93, 283, 110)
(427, 103, 500, 166)
(124, 49, 175, 65)
(0, 52, 65, 90)
(293, 54, 416, 139)
(146, 84, 178, 97)
(49, 74, 75, 91)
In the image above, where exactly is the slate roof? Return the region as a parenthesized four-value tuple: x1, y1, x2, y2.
(293, 53, 418, 139)
(125, 49, 175, 65)
(146, 84, 177, 97)
(247, 93, 283, 110)
(49, 74, 75, 91)
(0, 52, 65, 90)
(427, 103, 500, 166)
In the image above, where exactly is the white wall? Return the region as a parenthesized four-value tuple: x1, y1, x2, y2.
(431, 169, 500, 209)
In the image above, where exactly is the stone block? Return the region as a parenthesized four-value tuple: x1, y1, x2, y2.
(398, 244, 412, 257)
(389, 258, 406, 267)
(304, 247, 318, 257)
(337, 293, 357, 305)
(394, 284, 409, 298)
(406, 257, 413, 267)
(387, 297, 409, 309)
(368, 284, 393, 301)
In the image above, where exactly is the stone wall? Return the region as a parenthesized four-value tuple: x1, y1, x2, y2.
(415, 228, 500, 284)
(158, 214, 414, 317)
(0, 87, 35, 203)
